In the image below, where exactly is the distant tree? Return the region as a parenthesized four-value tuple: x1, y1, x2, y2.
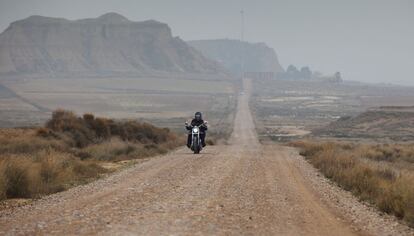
(330, 71, 343, 82)
(286, 65, 299, 79)
(278, 65, 318, 80)
(300, 66, 312, 79)
(287, 65, 299, 74)
(335, 71, 341, 80)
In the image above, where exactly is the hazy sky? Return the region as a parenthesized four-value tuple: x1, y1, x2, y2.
(0, 0, 413, 85)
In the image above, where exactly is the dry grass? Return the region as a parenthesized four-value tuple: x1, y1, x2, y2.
(0, 110, 181, 201)
(81, 137, 180, 162)
(291, 140, 414, 226)
(0, 150, 106, 200)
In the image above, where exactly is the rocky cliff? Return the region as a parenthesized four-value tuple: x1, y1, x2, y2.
(0, 13, 226, 76)
(188, 39, 284, 76)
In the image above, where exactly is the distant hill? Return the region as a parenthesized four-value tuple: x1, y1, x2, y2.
(314, 106, 414, 141)
(188, 39, 284, 76)
(0, 13, 228, 77)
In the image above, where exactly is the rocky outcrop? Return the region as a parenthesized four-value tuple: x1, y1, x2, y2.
(0, 13, 227, 76)
(188, 39, 284, 76)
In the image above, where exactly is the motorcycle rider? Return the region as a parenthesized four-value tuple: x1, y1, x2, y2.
(186, 112, 208, 148)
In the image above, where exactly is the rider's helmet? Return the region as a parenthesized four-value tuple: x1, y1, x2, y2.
(194, 112, 202, 121)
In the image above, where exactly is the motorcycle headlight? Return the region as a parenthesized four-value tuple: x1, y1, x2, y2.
(192, 127, 199, 133)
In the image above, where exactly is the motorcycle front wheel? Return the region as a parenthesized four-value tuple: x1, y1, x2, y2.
(193, 136, 201, 154)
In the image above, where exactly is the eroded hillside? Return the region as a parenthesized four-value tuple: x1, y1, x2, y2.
(0, 13, 228, 76)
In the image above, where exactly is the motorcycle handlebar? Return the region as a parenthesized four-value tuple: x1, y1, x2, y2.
(185, 121, 208, 127)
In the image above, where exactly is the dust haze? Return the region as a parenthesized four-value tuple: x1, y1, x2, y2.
(1, 1, 414, 235)
(1, 0, 413, 85)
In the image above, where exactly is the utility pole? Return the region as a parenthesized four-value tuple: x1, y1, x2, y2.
(240, 9, 245, 79)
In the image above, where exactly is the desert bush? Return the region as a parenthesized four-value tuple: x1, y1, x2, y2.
(0, 156, 32, 198)
(45, 109, 95, 147)
(0, 110, 180, 201)
(72, 161, 106, 179)
(291, 140, 414, 226)
(82, 138, 131, 161)
(206, 139, 215, 146)
(0, 131, 66, 155)
(93, 118, 111, 139)
(0, 150, 106, 200)
(82, 137, 174, 162)
(45, 109, 177, 148)
(111, 120, 174, 144)
(362, 144, 414, 164)
(0, 164, 6, 200)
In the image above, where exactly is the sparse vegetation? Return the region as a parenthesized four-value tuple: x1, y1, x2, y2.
(251, 78, 414, 143)
(0, 151, 105, 199)
(313, 107, 414, 141)
(0, 109, 181, 201)
(291, 140, 414, 226)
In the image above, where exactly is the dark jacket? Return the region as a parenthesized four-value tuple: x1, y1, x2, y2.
(186, 119, 207, 132)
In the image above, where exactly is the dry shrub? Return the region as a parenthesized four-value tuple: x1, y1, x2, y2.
(45, 109, 177, 148)
(82, 138, 175, 162)
(82, 138, 131, 161)
(45, 109, 95, 147)
(291, 140, 414, 226)
(206, 139, 215, 146)
(0, 129, 66, 155)
(359, 144, 414, 163)
(0, 156, 32, 198)
(0, 150, 106, 200)
(0, 110, 180, 201)
(0, 164, 6, 200)
(111, 120, 175, 144)
(72, 161, 106, 179)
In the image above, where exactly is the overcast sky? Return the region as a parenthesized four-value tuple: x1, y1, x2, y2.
(0, 0, 413, 85)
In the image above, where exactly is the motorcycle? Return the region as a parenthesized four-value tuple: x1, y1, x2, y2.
(185, 121, 207, 154)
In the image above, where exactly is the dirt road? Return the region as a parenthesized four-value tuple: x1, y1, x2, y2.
(0, 79, 411, 235)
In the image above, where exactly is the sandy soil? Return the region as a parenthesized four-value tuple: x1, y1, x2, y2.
(0, 79, 412, 235)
